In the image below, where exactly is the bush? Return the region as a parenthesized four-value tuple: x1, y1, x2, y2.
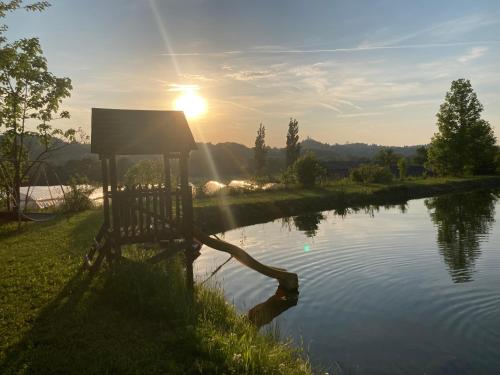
(292, 153, 326, 187)
(350, 164, 393, 184)
(60, 176, 93, 213)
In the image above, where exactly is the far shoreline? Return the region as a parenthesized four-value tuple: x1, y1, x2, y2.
(194, 176, 500, 234)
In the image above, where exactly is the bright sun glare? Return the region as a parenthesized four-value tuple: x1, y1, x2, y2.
(173, 89, 207, 119)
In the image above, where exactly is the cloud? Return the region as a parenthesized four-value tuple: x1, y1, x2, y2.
(338, 112, 384, 118)
(160, 40, 500, 57)
(457, 47, 488, 63)
(318, 102, 342, 114)
(360, 15, 499, 48)
(225, 69, 275, 81)
(166, 83, 200, 92)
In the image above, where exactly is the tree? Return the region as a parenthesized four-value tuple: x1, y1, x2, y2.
(397, 157, 407, 180)
(374, 148, 398, 169)
(293, 152, 326, 187)
(427, 79, 497, 176)
(1, 1, 50, 43)
(254, 123, 267, 173)
(285, 118, 300, 167)
(413, 146, 428, 166)
(124, 159, 164, 186)
(0, 37, 77, 216)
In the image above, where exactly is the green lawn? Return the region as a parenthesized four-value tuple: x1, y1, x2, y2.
(0, 212, 311, 375)
(194, 176, 500, 208)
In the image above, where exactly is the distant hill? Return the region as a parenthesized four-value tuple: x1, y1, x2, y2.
(1, 135, 426, 181)
(300, 138, 422, 161)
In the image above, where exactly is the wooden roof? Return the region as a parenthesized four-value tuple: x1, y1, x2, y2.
(91, 108, 197, 155)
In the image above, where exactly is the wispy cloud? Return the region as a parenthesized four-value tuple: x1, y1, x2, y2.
(225, 69, 275, 81)
(338, 112, 384, 118)
(166, 83, 200, 92)
(160, 40, 500, 57)
(457, 47, 489, 63)
(318, 102, 342, 113)
(360, 15, 499, 48)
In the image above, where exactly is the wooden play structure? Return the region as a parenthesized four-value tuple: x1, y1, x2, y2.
(85, 108, 298, 291)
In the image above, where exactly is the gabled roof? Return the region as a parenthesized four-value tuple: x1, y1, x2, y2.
(91, 108, 197, 155)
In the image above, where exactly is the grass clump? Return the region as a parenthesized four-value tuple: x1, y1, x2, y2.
(0, 211, 311, 375)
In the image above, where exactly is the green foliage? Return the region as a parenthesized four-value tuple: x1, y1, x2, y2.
(292, 152, 326, 187)
(413, 146, 428, 166)
(124, 159, 164, 186)
(286, 118, 300, 167)
(0, 1, 50, 43)
(496, 150, 500, 175)
(350, 164, 393, 184)
(374, 148, 399, 168)
(397, 158, 408, 180)
(59, 176, 93, 213)
(280, 165, 296, 185)
(427, 79, 497, 176)
(0, 37, 81, 215)
(253, 123, 267, 174)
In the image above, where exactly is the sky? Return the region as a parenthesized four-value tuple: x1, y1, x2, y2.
(6, 0, 500, 147)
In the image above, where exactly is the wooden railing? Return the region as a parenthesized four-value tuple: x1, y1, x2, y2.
(113, 184, 183, 242)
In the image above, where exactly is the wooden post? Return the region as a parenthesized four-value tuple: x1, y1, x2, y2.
(163, 154, 172, 222)
(101, 156, 110, 228)
(109, 155, 121, 259)
(180, 150, 194, 291)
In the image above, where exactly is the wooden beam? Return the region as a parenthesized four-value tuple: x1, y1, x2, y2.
(163, 154, 172, 221)
(194, 227, 299, 291)
(109, 155, 121, 258)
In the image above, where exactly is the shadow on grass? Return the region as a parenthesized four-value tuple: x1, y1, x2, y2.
(0, 256, 206, 375)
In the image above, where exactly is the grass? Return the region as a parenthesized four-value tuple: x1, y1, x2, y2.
(2, 175, 499, 374)
(0, 211, 312, 375)
(194, 176, 500, 207)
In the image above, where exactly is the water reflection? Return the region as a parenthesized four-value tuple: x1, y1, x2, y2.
(292, 213, 325, 237)
(286, 203, 409, 237)
(247, 287, 299, 328)
(425, 190, 499, 283)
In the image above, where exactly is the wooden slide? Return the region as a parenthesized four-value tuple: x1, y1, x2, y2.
(193, 227, 299, 291)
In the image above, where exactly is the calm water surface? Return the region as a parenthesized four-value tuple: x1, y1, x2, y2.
(194, 190, 500, 374)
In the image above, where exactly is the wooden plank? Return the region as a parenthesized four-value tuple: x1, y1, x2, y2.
(145, 185, 151, 235)
(109, 156, 121, 255)
(138, 185, 144, 237)
(158, 183, 165, 234)
(163, 154, 172, 221)
(100, 157, 110, 227)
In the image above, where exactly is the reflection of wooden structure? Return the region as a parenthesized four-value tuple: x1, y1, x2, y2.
(85, 108, 197, 282)
(248, 287, 298, 328)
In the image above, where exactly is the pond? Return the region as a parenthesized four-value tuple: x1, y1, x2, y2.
(194, 190, 500, 374)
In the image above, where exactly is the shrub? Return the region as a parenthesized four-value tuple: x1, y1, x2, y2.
(350, 164, 393, 184)
(60, 176, 93, 213)
(292, 153, 326, 187)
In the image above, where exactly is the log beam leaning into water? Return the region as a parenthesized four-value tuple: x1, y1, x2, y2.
(193, 227, 299, 291)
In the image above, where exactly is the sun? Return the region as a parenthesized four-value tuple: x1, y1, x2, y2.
(173, 89, 207, 119)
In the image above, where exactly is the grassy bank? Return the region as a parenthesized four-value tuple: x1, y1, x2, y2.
(0, 212, 311, 375)
(194, 176, 500, 233)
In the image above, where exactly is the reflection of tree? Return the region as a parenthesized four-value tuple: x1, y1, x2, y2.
(292, 213, 325, 237)
(425, 190, 498, 283)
